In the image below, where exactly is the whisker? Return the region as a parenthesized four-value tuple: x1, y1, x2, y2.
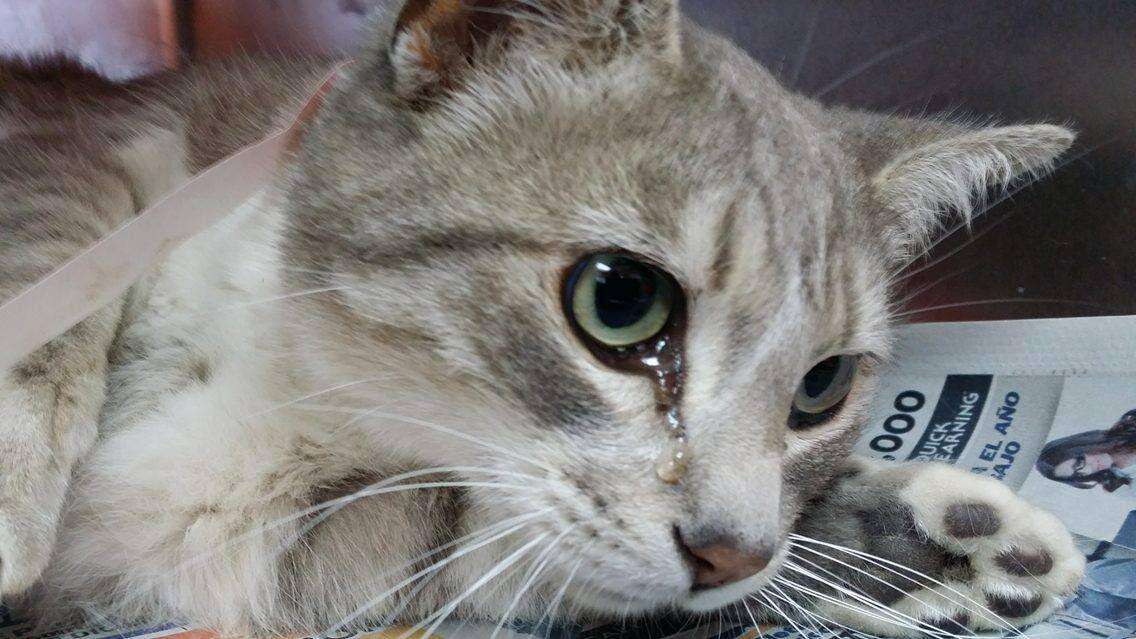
(401, 532, 551, 639)
(376, 512, 554, 628)
(755, 590, 810, 637)
(188, 286, 351, 318)
(767, 580, 827, 636)
(790, 534, 1022, 636)
(740, 598, 766, 639)
(775, 575, 933, 637)
(270, 474, 535, 546)
(787, 546, 944, 617)
(779, 562, 964, 638)
(892, 296, 1115, 320)
(280, 479, 538, 550)
(242, 378, 390, 420)
(338, 405, 560, 474)
(322, 512, 549, 636)
(815, 28, 945, 99)
(893, 209, 1014, 284)
(538, 550, 590, 636)
(764, 584, 834, 636)
(763, 584, 890, 639)
(490, 524, 578, 639)
(788, 3, 821, 87)
(789, 541, 1012, 634)
(176, 466, 545, 572)
(891, 264, 975, 311)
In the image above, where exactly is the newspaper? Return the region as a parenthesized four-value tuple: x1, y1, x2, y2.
(3, 316, 1134, 639)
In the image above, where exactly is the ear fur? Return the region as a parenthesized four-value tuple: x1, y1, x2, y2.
(387, 0, 680, 104)
(846, 115, 1075, 256)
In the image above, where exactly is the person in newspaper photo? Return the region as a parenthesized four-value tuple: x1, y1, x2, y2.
(1036, 409, 1136, 493)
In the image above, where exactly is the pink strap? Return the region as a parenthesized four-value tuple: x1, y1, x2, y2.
(0, 66, 346, 371)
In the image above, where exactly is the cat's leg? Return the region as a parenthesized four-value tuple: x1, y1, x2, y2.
(0, 138, 142, 594)
(39, 396, 495, 635)
(785, 457, 1084, 637)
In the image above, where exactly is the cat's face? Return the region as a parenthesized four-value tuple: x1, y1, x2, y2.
(283, 0, 1072, 618)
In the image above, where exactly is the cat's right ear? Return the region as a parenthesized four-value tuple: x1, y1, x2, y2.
(379, 0, 681, 105)
(837, 111, 1075, 259)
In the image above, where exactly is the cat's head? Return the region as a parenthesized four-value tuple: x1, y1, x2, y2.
(282, 0, 1073, 618)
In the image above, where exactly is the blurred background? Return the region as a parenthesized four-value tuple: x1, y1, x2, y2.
(1, 0, 1134, 322)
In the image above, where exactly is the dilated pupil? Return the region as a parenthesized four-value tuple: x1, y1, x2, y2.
(594, 260, 656, 329)
(802, 356, 840, 398)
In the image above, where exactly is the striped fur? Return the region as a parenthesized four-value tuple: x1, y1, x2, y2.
(0, 0, 1076, 635)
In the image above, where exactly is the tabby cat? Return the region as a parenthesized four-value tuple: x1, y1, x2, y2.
(0, 0, 1084, 636)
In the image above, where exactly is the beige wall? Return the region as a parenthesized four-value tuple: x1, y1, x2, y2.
(192, 0, 379, 58)
(0, 0, 176, 79)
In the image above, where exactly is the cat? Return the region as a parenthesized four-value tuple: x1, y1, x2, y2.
(0, 0, 1085, 636)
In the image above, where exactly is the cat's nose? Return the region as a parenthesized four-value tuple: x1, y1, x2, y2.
(678, 533, 772, 589)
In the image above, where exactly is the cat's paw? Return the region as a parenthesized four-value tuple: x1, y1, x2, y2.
(790, 462, 1084, 638)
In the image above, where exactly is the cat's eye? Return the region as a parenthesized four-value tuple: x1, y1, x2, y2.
(565, 253, 677, 348)
(789, 355, 858, 429)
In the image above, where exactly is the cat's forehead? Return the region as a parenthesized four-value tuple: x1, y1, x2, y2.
(414, 46, 859, 263)
(399, 58, 887, 359)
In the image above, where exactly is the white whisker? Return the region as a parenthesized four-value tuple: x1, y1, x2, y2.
(490, 524, 578, 639)
(767, 580, 827, 636)
(893, 296, 1113, 320)
(378, 511, 553, 627)
(815, 29, 945, 99)
(243, 378, 390, 420)
(281, 479, 537, 550)
(323, 512, 549, 636)
(764, 584, 889, 639)
(891, 264, 974, 310)
(332, 405, 560, 474)
(755, 589, 809, 637)
(189, 286, 351, 318)
(402, 532, 550, 639)
(778, 565, 952, 638)
(790, 533, 1024, 635)
(740, 598, 766, 639)
(176, 465, 544, 572)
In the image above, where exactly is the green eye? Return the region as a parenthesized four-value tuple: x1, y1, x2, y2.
(789, 355, 858, 429)
(566, 254, 676, 348)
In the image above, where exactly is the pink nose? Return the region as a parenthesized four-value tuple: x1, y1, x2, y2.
(685, 541, 772, 588)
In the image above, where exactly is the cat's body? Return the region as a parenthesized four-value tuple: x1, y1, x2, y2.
(0, 1, 1085, 636)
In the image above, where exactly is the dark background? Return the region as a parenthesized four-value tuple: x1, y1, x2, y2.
(681, 1, 1136, 322)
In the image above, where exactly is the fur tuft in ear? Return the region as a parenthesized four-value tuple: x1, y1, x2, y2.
(870, 123, 1075, 254)
(390, 0, 515, 103)
(388, 0, 680, 105)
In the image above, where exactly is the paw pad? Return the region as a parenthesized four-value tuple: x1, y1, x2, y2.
(920, 613, 970, 636)
(942, 502, 1001, 538)
(994, 547, 1054, 577)
(986, 592, 1044, 618)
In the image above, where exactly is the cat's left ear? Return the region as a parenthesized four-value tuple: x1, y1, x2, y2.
(382, 0, 680, 104)
(842, 113, 1075, 257)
